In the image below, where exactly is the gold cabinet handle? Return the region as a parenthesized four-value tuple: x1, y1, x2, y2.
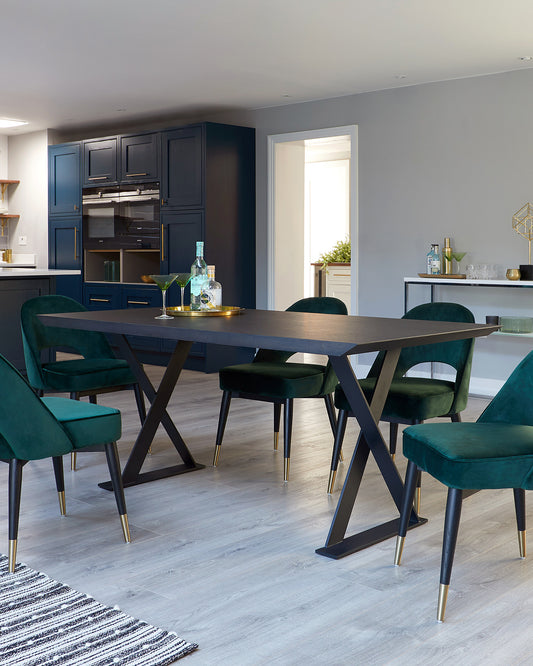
(74, 227, 78, 260)
(125, 173, 147, 177)
(88, 176, 108, 181)
(90, 297, 111, 303)
(161, 224, 164, 261)
(127, 300, 149, 305)
(73, 204, 78, 211)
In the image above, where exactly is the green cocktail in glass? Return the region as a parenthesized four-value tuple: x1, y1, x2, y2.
(451, 252, 467, 274)
(171, 272, 192, 309)
(150, 274, 178, 319)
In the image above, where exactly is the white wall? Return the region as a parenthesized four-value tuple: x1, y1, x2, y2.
(8, 130, 48, 267)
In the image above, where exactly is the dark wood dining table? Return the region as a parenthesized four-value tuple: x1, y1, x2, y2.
(39, 307, 498, 558)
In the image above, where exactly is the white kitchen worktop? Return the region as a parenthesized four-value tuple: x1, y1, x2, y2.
(0, 268, 80, 278)
(405, 276, 533, 287)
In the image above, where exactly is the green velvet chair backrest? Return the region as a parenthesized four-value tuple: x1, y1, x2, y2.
(253, 297, 348, 364)
(21, 295, 117, 391)
(0, 354, 73, 460)
(368, 302, 475, 413)
(253, 297, 348, 395)
(478, 350, 533, 425)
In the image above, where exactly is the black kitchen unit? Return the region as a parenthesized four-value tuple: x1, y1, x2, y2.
(48, 122, 256, 372)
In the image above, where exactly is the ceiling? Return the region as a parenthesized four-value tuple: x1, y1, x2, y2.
(4, 0, 533, 135)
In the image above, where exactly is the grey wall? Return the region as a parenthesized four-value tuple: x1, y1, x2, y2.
(54, 67, 533, 391)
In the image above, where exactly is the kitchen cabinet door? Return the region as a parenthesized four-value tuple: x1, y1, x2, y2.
(48, 143, 81, 216)
(120, 133, 160, 182)
(83, 283, 121, 310)
(161, 126, 203, 208)
(48, 217, 81, 270)
(122, 285, 162, 351)
(83, 137, 117, 186)
(160, 210, 203, 280)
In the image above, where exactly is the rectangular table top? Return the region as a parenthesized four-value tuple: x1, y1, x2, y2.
(40, 308, 498, 357)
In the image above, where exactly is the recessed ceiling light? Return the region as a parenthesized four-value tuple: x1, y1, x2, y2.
(0, 118, 27, 129)
(394, 74, 408, 79)
(518, 56, 533, 61)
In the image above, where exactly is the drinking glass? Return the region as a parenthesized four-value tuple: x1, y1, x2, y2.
(171, 272, 192, 309)
(149, 274, 178, 319)
(452, 251, 467, 274)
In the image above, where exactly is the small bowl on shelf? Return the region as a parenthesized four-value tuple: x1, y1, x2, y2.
(140, 275, 155, 283)
(506, 269, 521, 281)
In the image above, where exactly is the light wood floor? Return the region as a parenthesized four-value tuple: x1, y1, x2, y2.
(9, 365, 533, 665)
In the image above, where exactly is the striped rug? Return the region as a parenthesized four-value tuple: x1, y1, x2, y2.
(0, 556, 197, 665)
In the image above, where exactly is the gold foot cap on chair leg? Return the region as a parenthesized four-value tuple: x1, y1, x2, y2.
(58, 491, 66, 516)
(437, 584, 449, 622)
(8, 539, 17, 573)
(274, 432, 279, 451)
(415, 487, 421, 515)
(391, 453, 396, 463)
(120, 514, 131, 543)
(284, 457, 290, 482)
(213, 445, 221, 467)
(70, 451, 77, 471)
(394, 535, 405, 566)
(518, 530, 526, 559)
(327, 469, 337, 495)
(339, 448, 344, 463)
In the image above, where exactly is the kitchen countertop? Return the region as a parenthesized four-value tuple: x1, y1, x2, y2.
(0, 268, 80, 278)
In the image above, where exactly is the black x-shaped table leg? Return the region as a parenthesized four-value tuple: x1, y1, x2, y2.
(99, 336, 204, 490)
(316, 350, 425, 559)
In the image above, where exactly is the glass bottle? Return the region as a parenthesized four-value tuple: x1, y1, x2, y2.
(200, 265, 222, 309)
(426, 244, 441, 274)
(190, 241, 207, 310)
(442, 237, 453, 275)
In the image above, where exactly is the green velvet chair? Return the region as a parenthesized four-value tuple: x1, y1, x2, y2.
(329, 302, 475, 496)
(213, 296, 348, 483)
(0, 352, 131, 573)
(21, 295, 146, 470)
(394, 350, 533, 622)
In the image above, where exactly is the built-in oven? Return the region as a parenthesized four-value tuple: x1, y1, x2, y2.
(82, 182, 160, 250)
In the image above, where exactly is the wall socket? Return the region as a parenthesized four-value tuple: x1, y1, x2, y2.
(18, 236, 27, 245)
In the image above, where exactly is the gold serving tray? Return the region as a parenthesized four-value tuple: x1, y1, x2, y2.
(418, 273, 466, 279)
(166, 305, 245, 317)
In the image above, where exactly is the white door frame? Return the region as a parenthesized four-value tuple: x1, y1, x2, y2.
(267, 125, 359, 312)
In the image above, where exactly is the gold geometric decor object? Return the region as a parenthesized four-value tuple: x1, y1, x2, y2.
(512, 203, 533, 263)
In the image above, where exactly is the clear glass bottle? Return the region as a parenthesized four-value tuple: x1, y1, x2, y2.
(426, 244, 441, 274)
(200, 265, 222, 309)
(190, 241, 207, 310)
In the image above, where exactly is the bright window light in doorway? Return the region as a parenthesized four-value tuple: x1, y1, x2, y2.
(0, 118, 27, 129)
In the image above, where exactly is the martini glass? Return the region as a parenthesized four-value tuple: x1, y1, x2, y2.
(171, 272, 192, 309)
(452, 251, 467, 274)
(149, 274, 177, 319)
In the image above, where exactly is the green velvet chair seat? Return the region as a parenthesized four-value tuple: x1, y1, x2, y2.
(41, 358, 136, 393)
(42, 397, 121, 450)
(403, 422, 533, 489)
(336, 378, 456, 421)
(220, 362, 331, 399)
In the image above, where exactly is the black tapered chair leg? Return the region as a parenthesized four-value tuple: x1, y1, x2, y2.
(273, 402, 282, 451)
(283, 398, 293, 481)
(8, 459, 25, 573)
(514, 488, 526, 558)
(437, 487, 463, 622)
(213, 390, 232, 466)
(104, 442, 130, 543)
(328, 409, 348, 494)
(389, 423, 399, 460)
(324, 394, 337, 437)
(394, 460, 419, 566)
(133, 383, 146, 425)
(451, 413, 461, 423)
(52, 456, 66, 515)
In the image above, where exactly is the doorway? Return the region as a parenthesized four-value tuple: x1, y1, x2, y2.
(267, 125, 358, 312)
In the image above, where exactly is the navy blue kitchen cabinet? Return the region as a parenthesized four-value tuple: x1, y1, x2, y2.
(83, 137, 117, 186)
(83, 283, 121, 310)
(48, 143, 81, 216)
(161, 126, 203, 209)
(120, 133, 160, 182)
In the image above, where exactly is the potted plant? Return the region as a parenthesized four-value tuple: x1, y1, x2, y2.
(317, 237, 351, 270)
